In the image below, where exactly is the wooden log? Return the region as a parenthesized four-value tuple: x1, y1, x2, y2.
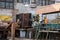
(11, 23, 15, 40)
(11, 9, 18, 40)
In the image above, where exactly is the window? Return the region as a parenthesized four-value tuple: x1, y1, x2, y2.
(45, 0, 49, 5)
(0, 0, 5, 2)
(17, 0, 30, 4)
(36, 0, 55, 6)
(10, 3, 14, 9)
(17, 0, 23, 3)
(0, 2, 5, 8)
(0, 0, 14, 9)
(31, 0, 36, 4)
(6, 0, 14, 3)
(51, 1, 55, 4)
(6, 2, 10, 9)
(48, 0, 55, 5)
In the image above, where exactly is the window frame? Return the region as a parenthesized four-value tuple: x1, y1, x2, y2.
(17, 0, 30, 4)
(0, 0, 14, 9)
(37, 0, 55, 6)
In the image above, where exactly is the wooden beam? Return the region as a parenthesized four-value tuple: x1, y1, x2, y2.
(42, 11, 60, 15)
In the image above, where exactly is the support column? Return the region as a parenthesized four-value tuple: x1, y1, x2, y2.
(11, 9, 18, 40)
(11, 23, 15, 40)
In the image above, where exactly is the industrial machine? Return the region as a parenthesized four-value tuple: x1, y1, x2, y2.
(15, 13, 33, 38)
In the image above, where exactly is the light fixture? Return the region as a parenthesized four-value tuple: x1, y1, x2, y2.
(24, 2, 29, 7)
(25, 4, 29, 7)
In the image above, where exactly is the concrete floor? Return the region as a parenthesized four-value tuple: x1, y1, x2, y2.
(9, 38, 57, 40)
(9, 38, 34, 40)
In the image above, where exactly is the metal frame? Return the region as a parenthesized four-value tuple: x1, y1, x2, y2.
(35, 11, 60, 40)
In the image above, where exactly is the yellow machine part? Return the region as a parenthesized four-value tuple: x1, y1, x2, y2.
(0, 15, 12, 21)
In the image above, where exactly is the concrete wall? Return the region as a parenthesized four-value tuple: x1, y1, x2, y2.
(0, 9, 12, 16)
(15, 3, 31, 14)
